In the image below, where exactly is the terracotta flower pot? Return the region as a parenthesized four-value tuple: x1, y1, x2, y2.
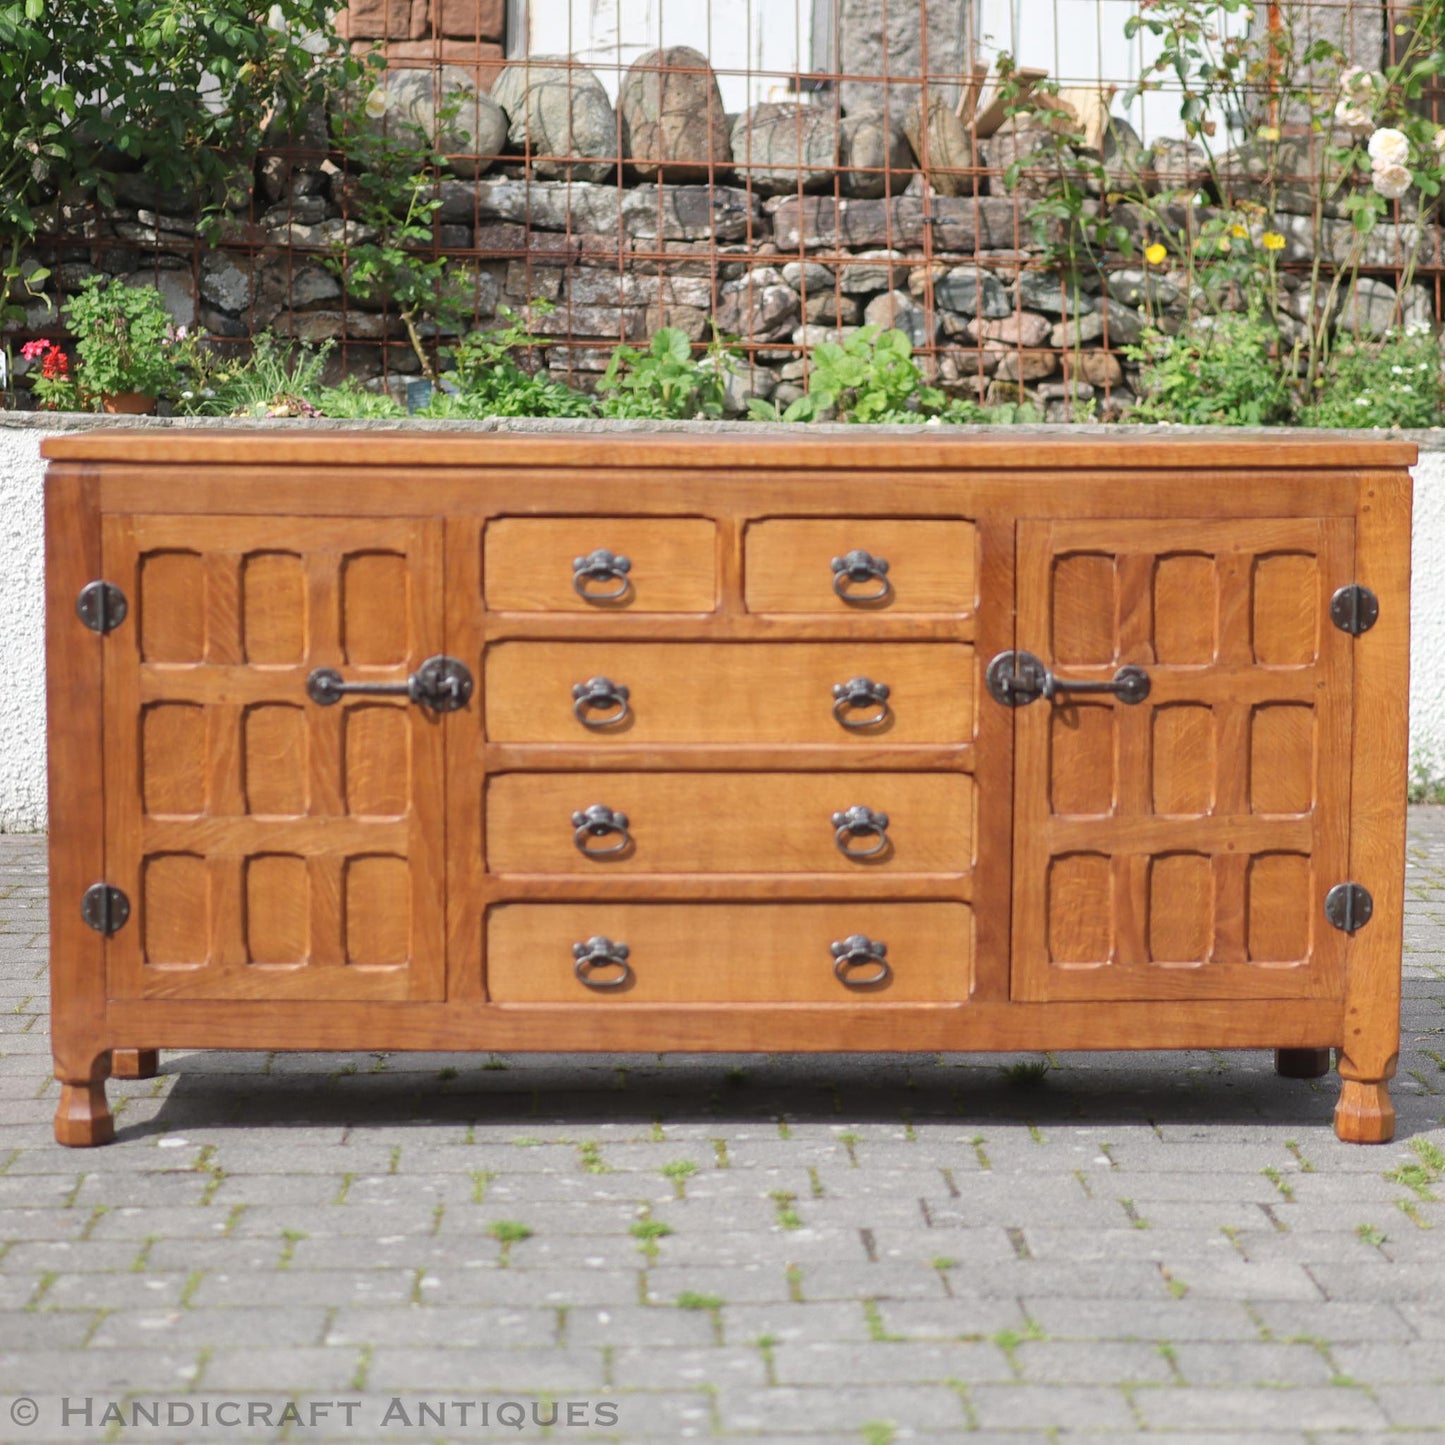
(100, 391, 157, 415)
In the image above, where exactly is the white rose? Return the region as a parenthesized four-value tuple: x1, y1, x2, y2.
(1340, 66, 1383, 101)
(1368, 127, 1410, 166)
(1335, 101, 1372, 134)
(1371, 162, 1411, 199)
(1434, 127, 1445, 154)
(364, 87, 390, 119)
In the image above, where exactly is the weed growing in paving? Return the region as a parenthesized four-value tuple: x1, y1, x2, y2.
(487, 1220, 533, 1266)
(1000, 1058, 1051, 1087)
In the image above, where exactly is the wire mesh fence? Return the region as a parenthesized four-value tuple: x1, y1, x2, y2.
(6, 0, 1444, 417)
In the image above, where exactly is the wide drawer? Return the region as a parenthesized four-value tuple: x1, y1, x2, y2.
(745, 519, 977, 612)
(485, 642, 975, 743)
(484, 517, 717, 611)
(487, 771, 973, 873)
(486, 902, 974, 1002)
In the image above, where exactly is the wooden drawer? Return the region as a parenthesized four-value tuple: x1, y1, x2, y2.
(487, 902, 973, 1002)
(745, 519, 977, 612)
(484, 517, 717, 611)
(486, 772, 973, 873)
(485, 641, 975, 744)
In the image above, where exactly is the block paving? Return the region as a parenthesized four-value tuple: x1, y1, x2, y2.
(2, 814, 1445, 1441)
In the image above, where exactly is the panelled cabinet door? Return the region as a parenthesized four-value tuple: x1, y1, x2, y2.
(1010, 519, 1354, 1002)
(101, 516, 447, 1001)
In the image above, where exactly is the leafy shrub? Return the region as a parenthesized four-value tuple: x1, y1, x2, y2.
(314, 378, 405, 419)
(178, 334, 329, 417)
(438, 306, 596, 418)
(1124, 310, 1293, 426)
(597, 327, 730, 420)
(1297, 326, 1444, 429)
(762, 326, 944, 423)
(61, 276, 185, 406)
(752, 326, 1041, 426)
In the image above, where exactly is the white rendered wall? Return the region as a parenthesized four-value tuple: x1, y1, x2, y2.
(0, 426, 46, 832)
(2, 422, 1444, 831)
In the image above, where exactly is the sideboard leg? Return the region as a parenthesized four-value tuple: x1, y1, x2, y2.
(54, 1053, 114, 1148)
(111, 1049, 160, 1080)
(1275, 1048, 1332, 1079)
(1334, 1072, 1396, 1145)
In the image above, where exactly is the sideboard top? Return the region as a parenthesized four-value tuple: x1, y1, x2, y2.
(41, 428, 1418, 471)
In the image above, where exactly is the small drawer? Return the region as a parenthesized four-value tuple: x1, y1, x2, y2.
(485, 641, 975, 744)
(484, 517, 717, 612)
(487, 772, 973, 874)
(745, 519, 977, 612)
(487, 902, 974, 1002)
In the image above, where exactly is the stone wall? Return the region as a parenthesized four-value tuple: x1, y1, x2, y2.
(6, 41, 1445, 420)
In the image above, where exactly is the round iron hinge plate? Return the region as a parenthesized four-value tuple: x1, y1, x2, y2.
(1330, 585, 1379, 636)
(76, 581, 128, 634)
(80, 884, 130, 935)
(1324, 882, 1373, 934)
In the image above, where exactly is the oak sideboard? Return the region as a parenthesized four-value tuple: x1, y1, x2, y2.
(41, 429, 1415, 1145)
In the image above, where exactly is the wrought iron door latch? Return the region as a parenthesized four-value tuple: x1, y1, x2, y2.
(306, 655, 473, 712)
(985, 650, 1151, 707)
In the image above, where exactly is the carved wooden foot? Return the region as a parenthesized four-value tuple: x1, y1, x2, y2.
(1275, 1048, 1332, 1079)
(53, 1057, 114, 1147)
(1334, 1079, 1396, 1144)
(111, 1049, 159, 1080)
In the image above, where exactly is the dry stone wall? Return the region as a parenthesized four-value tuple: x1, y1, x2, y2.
(6, 35, 1443, 420)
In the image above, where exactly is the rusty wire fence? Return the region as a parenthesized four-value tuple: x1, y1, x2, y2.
(8, 0, 1445, 414)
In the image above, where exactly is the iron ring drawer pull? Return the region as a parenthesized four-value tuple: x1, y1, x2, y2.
(831, 549, 892, 603)
(573, 548, 632, 601)
(572, 804, 633, 857)
(832, 677, 892, 730)
(831, 934, 892, 988)
(306, 655, 473, 712)
(572, 677, 631, 728)
(984, 650, 1151, 708)
(832, 805, 891, 858)
(573, 936, 633, 990)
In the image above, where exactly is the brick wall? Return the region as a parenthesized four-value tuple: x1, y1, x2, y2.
(337, 0, 507, 88)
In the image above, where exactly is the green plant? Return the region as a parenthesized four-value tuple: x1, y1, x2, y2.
(433, 305, 595, 418)
(597, 326, 731, 420)
(1000, 1059, 1051, 1088)
(178, 333, 330, 418)
(754, 327, 939, 424)
(40, 276, 186, 408)
(314, 377, 405, 419)
(330, 80, 463, 383)
(1409, 751, 1445, 804)
(1298, 326, 1444, 429)
(1125, 310, 1293, 425)
(486, 1218, 532, 1265)
(1, 3, 355, 285)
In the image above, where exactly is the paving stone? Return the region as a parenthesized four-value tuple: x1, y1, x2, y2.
(1135, 1384, 1391, 1430)
(1015, 1339, 1176, 1383)
(967, 1383, 1140, 1429)
(4, 818, 1445, 1429)
(364, 1346, 605, 1390)
(718, 1382, 969, 1432)
(1170, 1340, 1338, 1386)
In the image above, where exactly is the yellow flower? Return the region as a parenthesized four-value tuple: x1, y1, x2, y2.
(1217, 236, 1232, 252)
(1257, 124, 1280, 142)
(1145, 243, 1168, 265)
(1230, 223, 1248, 239)
(1261, 231, 1285, 251)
